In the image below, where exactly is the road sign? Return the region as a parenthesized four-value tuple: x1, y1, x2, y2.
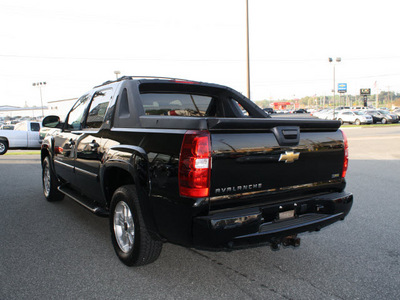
(338, 83, 347, 93)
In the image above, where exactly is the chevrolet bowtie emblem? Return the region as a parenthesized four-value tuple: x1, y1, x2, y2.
(279, 151, 300, 163)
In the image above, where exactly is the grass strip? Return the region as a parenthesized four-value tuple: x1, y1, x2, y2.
(5, 151, 41, 155)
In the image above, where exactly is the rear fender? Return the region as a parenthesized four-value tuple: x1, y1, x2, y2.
(102, 145, 159, 238)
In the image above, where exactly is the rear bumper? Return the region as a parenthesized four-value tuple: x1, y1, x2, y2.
(193, 191, 353, 249)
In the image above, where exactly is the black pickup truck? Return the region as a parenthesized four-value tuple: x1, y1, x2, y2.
(41, 76, 353, 266)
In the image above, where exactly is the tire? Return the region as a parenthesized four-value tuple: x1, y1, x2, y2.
(382, 118, 387, 124)
(338, 118, 343, 125)
(110, 185, 162, 266)
(42, 156, 64, 202)
(0, 140, 8, 155)
(355, 119, 361, 126)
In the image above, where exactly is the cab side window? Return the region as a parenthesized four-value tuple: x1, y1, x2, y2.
(30, 123, 40, 132)
(85, 88, 113, 129)
(66, 94, 91, 130)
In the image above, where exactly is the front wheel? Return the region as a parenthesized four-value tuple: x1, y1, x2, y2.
(110, 185, 162, 266)
(355, 119, 361, 125)
(0, 140, 8, 155)
(382, 118, 387, 124)
(42, 156, 64, 202)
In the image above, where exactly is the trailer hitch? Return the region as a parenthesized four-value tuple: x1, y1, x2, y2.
(270, 235, 301, 251)
(282, 235, 301, 248)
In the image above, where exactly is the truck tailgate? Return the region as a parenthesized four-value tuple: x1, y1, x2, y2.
(208, 118, 345, 208)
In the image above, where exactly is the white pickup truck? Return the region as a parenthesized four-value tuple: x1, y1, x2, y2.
(0, 121, 42, 155)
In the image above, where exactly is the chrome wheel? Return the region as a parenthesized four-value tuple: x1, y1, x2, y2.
(43, 161, 51, 197)
(0, 141, 7, 155)
(113, 201, 135, 253)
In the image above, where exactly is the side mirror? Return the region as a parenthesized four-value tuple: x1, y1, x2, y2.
(42, 115, 61, 128)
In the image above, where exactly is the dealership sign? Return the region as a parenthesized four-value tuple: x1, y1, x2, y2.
(338, 83, 347, 93)
(360, 88, 371, 95)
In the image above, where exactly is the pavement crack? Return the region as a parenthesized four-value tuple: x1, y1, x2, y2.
(273, 264, 345, 300)
(188, 249, 294, 300)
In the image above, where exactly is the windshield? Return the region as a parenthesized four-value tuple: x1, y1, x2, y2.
(354, 111, 365, 115)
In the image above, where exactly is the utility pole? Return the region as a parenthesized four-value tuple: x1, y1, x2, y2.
(246, 0, 251, 99)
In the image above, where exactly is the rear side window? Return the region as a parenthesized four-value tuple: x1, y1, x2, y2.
(140, 93, 212, 117)
(86, 88, 113, 128)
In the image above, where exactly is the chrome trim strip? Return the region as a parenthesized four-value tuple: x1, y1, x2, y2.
(75, 166, 98, 178)
(210, 179, 343, 201)
(54, 159, 74, 170)
(111, 127, 187, 134)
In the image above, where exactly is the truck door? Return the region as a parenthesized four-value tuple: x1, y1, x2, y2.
(74, 88, 114, 203)
(12, 122, 29, 147)
(27, 122, 41, 148)
(53, 94, 91, 185)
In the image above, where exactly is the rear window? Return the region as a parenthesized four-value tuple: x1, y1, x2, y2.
(140, 93, 212, 117)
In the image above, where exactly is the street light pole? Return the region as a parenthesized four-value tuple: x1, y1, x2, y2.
(32, 82, 46, 117)
(246, 0, 251, 99)
(329, 57, 341, 116)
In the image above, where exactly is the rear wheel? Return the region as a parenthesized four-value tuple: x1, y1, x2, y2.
(42, 156, 64, 202)
(0, 140, 8, 155)
(110, 185, 162, 266)
(338, 118, 343, 125)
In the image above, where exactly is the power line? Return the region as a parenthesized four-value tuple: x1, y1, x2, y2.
(1, 54, 400, 63)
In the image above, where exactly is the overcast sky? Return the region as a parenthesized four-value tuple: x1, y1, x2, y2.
(1, 0, 399, 108)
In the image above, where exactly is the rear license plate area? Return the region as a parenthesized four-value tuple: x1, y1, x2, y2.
(279, 210, 295, 220)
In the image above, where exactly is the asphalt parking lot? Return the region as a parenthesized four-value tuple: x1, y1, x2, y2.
(0, 126, 399, 300)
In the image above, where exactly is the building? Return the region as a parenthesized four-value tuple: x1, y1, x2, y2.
(0, 98, 77, 121)
(0, 105, 48, 119)
(47, 98, 78, 120)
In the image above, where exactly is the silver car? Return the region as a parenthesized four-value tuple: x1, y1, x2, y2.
(337, 110, 373, 125)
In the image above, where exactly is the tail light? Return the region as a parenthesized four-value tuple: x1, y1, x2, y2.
(341, 130, 348, 178)
(179, 130, 211, 198)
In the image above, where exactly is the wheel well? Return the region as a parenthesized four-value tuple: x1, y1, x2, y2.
(41, 148, 49, 164)
(0, 137, 8, 145)
(104, 167, 134, 208)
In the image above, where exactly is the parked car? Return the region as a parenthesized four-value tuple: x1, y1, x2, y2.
(40, 76, 352, 266)
(365, 110, 399, 124)
(0, 121, 42, 154)
(0, 124, 15, 130)
(337, 110, 373, 125)
(378, 110, 399, 123)
(364, 110, 384, 123)
(392, 109, 400, 117)
(263, 108, 275, 114)
(293, 109, 308, 114)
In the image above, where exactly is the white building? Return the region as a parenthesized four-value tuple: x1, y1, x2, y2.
(0, 105, 48, 119)
(47, 98, 78, 120)
(0, 98, 77, 121)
